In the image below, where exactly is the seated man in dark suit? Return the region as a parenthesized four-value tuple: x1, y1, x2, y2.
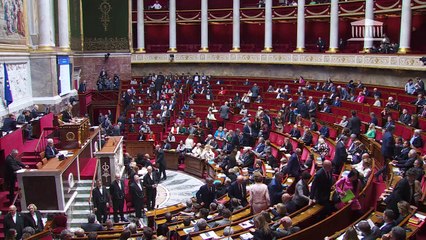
(2, 114, 17, 132)
(319, 125, 330, 138)
(81, 214, 104, 232)
(272, 216, 300, 238)
(358, 220, 380, 240)
(61, 105, 73, 123)
(45, 138, 59, 159)
(289, 125, 301, 139)
(377, 210, 397, 236)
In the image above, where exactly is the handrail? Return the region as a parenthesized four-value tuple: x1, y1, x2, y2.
(88, 158, 100, 213)
(34, 130, 45, 154)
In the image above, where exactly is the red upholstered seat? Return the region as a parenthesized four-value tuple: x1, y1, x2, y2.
(51, 214, 67, 235)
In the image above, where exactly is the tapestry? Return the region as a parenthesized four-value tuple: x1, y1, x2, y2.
(0, 63, 31, 106)
(82, 0, 129, 51)
(0, 0, 26, 45)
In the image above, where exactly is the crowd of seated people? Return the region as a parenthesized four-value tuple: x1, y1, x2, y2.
(1, 105, 43, 140)
(96, 68, 120, 91)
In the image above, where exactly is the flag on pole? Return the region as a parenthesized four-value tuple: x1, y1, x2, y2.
(4, 63, 13, 107)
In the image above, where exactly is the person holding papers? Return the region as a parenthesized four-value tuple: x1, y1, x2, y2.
(334, 169, 362, 211)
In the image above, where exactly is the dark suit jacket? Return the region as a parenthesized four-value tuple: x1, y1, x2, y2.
(92, 186, 110, 209)
(381, 131, 396, 158)
(109, 180, 125, 201)
(348, 116, 361, 135)
(196, 184, 217, 206)
(319, 126, 330, 138)
(4, 213, 25, 239)
(130, 181, 144, 201)
(143, 172, 160, 190)
(81, 222, 104, 232)
(2, 117, 17, 132)
(289, 128, 301, 139)
(228, 181, 247, 205)
(156, 149, 165, 167)
(411, 136, 423, 149)
(395, 157, 416, 172)
(385, 178, 414, 214)
(332, 141, 348, 172)
(379, 221, 397, 236)
(310, 168, 333, 204)
(4, 155, 25, 183)
(268, 178, 285, 205)
(282, 153, 301, 178)
(399, 114, 411, 125)
(61, 110, 72, 123)
(24, 211, 44, 232)
(45, 145, 58, 159)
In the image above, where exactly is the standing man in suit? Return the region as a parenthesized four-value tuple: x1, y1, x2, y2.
(376, 125, 396, 181)
(92, 179, 110, 223)
(251, 83, 260, 100)
(155, 144, 167, 180)
(228, 175, 247, 206)
(310, 160, 334, 216)
(4, 205, 25, 239)
(348, 110, 361, 136)
(24, 203, 44, 233)
(219, 101, 230, 126)
(268, 172, 286, 205)
(332, 136, 348, 174)
(196, 178, 217, 207)
(45, 138, 59, 159)
(130, 175, 144, 218)
(143, 166, 160, 210)
(109, 173, 126, 223)
(282, 148, 302, 178)
(4, 149, 28, 202)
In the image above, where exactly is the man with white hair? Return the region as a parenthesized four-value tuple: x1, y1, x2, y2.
(45, 138, 59, 159)
(5, 149, 28, 202)
(109, 173, 126, 223)
(410, 129, 424, 149)
(4, 205, 25, 239)
(272, 216, 300, 237)
(143, 166, 160, 210)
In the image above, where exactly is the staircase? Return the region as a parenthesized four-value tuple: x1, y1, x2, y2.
(67, 180, 93, 229)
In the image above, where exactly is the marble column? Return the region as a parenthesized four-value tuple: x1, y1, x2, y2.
(398, 0, 411, 53)
(262, 0, 273, 52)
(136, 0, 146, 52)
(327, 0, 339, 53)
(168, 0, 177, 52)
(363, 0, 374, 52)
(38, 0, 55, 50)
(294, 0, 305, 52)
(58, 0, 70, 50)
(231, 0, 240, 52)
(200, 0, 209, 52)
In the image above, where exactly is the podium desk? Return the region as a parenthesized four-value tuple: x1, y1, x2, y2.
(164, 150, 179, 170)
(125, 140, 154, 157)
(58, 118, 90, 149)
(94, 136, 124, 186)
(17, 127, 100, 212)
(184, 154, 205, 178)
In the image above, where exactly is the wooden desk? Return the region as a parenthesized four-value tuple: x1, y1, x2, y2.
(164, 150, 179, 170)
(184, 154, 205, 178)
(17, 127, 100, 212)
(125, 140, 154, 157)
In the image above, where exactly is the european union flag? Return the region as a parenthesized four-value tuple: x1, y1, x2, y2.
(4, 64, 13, 107)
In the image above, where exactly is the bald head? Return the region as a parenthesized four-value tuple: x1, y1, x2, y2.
(280, 216, 293, 228)
(237, 175, 244, 183)
(323, 160, 332, 172)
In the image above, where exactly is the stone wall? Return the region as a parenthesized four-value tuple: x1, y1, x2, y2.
(73, 53, 132, 91)
(132, 63, 426, 88)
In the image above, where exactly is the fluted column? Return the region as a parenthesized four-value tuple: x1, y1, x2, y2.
(231, 0, 240, 52)
(262, 0, 273, 52)
(327, 0, 339, 53)
(136, 0, 145, 52)
(294, 0, 305, 52)
(398, 0, 411, 53)
(38, 0, 55, 50)
(168, 0, 177, 52)
(200, 0, 209, 52)
(363, 0, 374, 52)
(58, 0, 70, 50)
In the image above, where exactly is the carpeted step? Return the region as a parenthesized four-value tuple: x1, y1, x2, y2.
(80, 158, 97, 180)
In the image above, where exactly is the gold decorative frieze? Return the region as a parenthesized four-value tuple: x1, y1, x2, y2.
(84, 37, 128, 50)
(131, 53, 426, 71)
